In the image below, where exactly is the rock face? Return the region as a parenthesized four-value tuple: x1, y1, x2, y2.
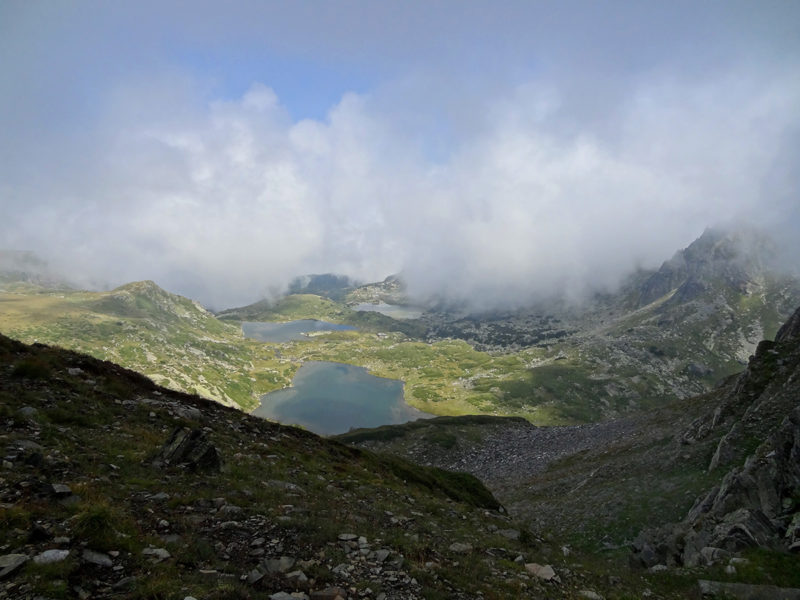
(152, 427, 221, 472)
(633, 305, 800, 567)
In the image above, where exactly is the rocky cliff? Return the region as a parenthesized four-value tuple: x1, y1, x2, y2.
(633, 304, 800, 569)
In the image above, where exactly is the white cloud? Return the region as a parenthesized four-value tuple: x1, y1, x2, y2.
(2, 3, 799, 310)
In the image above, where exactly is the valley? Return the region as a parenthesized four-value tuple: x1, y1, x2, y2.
(1, 228, 799, 428)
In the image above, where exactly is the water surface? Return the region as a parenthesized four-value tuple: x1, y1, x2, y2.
(242, 320, 356, 343)
(253, 361, 432, 435)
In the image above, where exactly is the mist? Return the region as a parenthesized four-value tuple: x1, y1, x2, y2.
(2, 2, 799, 310)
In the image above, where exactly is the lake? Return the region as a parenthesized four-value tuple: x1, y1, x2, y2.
(252, 361, 432, 435)
(354, 302, 424, 320)
(242, 320, 356, 343)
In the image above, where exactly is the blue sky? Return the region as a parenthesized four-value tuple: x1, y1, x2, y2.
(1, 1, 799, 308)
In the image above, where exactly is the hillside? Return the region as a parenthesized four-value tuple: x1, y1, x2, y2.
(0, 280, 281, 410)
(338, 305, 800, 595)
(1, 333, 635, 600)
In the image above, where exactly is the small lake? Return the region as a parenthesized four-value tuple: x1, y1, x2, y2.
(354, 302, 424, 320)
(242, 320, 356, 343)
(252, 361, 432, 435)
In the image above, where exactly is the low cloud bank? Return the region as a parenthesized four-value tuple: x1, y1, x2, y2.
(3, 71, 799, 310)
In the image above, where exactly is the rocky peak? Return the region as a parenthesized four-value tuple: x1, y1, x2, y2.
(636, 227, 779, 307)
(775, 305, 800, 343)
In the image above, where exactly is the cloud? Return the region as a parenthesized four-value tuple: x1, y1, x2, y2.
(1, 2, 799, 309)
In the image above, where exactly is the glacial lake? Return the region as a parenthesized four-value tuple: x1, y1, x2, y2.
(242, 320, 356, 343)
(252, 361, 432, 435)
(354, 302, 424, 320)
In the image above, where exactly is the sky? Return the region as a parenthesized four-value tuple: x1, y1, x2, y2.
(1, 1, 799, 310)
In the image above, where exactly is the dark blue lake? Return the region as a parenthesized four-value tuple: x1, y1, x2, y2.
(242, 320, 356, 343)
(252, 361, 432, 435)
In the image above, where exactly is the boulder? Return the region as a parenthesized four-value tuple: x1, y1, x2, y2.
(525, 563, 557, 581)
(0, 554, 28, 580)
(152, 427, 221, 472)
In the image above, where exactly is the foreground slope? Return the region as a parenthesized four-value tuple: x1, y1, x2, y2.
(340, 305, 800, 594)
(1, 333, 575, 600)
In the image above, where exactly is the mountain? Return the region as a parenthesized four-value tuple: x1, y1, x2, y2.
(288, 273, 361, 301)
(414, 227, 800, 421)
(0, 280, 279, 410)
(338, 303, 800, 595)
(344, 274, 409, 306)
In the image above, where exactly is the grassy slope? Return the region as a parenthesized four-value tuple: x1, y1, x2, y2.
(0, 282, 282, 411)
(1, 333, 639, 600)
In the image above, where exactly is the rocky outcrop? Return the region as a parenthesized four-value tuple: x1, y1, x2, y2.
(633, 305, 800, 568)
(152, 427, 222, 472)
(776, 305, 800, 343)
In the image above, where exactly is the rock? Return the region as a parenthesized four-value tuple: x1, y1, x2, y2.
(0, 554, 28, 580)
(698, 546, 731, 566)
(18, 406, 38, 418)
(51, 483, 73, 497)
(142, 547, 171, 562)
(775, 305, 800, 343)
(148, 492, 170, 502)
(337, 533, 358, 542)
(268, 480, 306, 494)
(269, 593, 297, 600)
(448, 542, 473, 554)
(374, 549, 391, 563)
(579, 591, 604, 600)
(698, 579, 800, 599)
(152, 427, 221, 472)
(173, 406, 203, 421)
(264, 556, 296, 574)
(82, 549, 113, 567)
(630, 539, 660, 568)
(286, 569, 308, 583)
(247, 565, 266, 584)
(112, 576, 137, 591)
(67, 367, 83, 376)
(33, 549, 70, 564)
(525, 563, 557, 581)
(311, 587, 348, 600)
(498, 528, 521, 540)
